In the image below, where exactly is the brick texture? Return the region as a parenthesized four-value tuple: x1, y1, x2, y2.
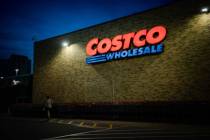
(33, 0, 210, 104)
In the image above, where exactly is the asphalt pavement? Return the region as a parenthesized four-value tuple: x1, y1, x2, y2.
(1, 114, 210, 140)
(48, 127, 210, 140)
(0, 115, 94, 140)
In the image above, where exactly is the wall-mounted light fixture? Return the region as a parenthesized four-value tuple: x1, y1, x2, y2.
(201, 7, 209, 13)
(62, 41, 70, 47)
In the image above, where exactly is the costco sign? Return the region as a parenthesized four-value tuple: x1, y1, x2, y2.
(86, 25, 167, 64)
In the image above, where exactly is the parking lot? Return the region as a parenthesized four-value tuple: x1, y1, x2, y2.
(1, 115, 210, 140)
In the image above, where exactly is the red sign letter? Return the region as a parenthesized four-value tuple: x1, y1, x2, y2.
(122, 32, 135, 49)
(146, 26, 167, 44)
(97, 38, 112, 54)
(133, 29, 147, 47)
(86, 38, 98, 56)
(111, 35, 123, 52)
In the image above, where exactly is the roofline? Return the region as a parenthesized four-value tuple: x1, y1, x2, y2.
(35, 0, 178, 43)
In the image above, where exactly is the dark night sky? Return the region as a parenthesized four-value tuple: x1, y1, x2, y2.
(0, 0, 173, 61)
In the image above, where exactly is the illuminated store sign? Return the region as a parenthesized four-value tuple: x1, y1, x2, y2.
(86, 25, 167, 64)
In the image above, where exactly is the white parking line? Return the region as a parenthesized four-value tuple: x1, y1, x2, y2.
(43, 128, 110, 140)
(43, 127, 210, 140)
(67, 121, 72, 124)
(52, 134, 210, 140)
(105, 128, 163, 131)
(67, 131, 201, 136)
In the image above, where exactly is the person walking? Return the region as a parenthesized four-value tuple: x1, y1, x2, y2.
(44, 96, 53, 120)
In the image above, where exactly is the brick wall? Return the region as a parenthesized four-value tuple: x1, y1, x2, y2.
(33, 0, 210, 104)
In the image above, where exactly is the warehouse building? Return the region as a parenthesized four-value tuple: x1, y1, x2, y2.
(33, 0, 210, 108)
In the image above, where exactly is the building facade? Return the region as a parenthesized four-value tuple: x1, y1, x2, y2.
(33, 0, 210, 105)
